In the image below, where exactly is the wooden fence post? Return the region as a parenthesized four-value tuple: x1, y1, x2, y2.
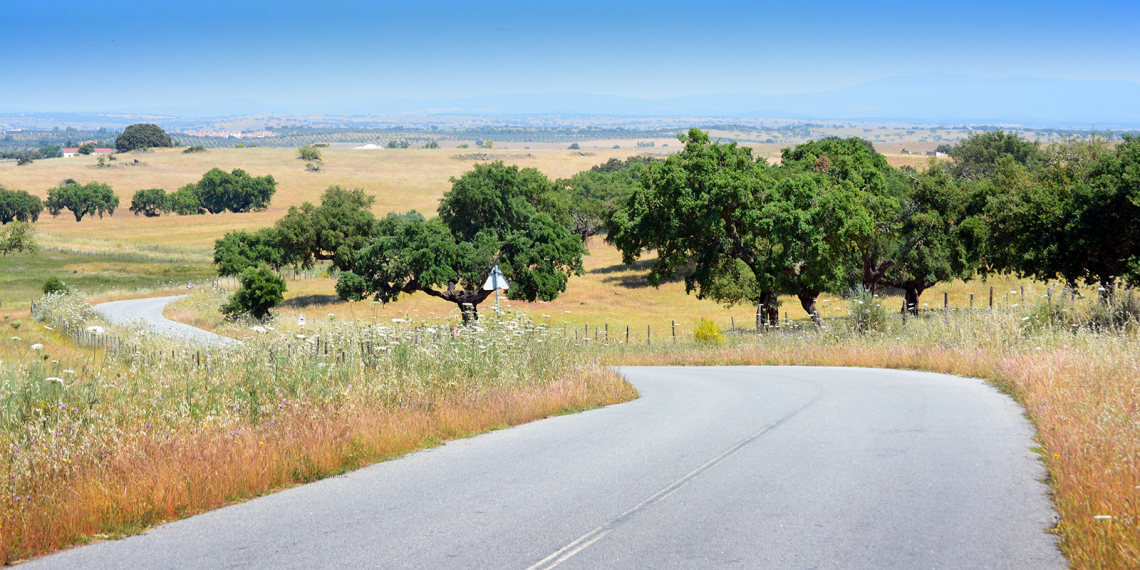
(671, 320, 675, 341)
(989, 286, 994, 310)
(944, 292, 948, 309)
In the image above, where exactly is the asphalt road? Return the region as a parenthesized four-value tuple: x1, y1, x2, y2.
(94, 295, 236, 345)
(21, 366, 1064, 569)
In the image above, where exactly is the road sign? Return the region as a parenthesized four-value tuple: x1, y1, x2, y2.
(482, 265, 510, 291)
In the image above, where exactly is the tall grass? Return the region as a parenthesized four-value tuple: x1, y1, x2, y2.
(0, 292, 634, 562)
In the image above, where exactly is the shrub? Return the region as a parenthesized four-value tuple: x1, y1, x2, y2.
(305, 162, 321, 172)
(335, 271, 367, 302)
(298, 145, 321, 161)
(221, 265, 286, 320)
(16, 156, 32, 166)
(424, 141, 440, 149)
(42, 276, 69, 295)
(692, 318, 724, 345)
(569, 143, 580, 150)
(849, 285, 887, 333)
(183, 145, 206, 153)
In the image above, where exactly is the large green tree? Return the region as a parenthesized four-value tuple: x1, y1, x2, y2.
(275, 186, 379, 272)
(195, 168, 277, 214)
(0, 186, 43, 224)
(608, 129, 788, 326)
(949, 130, 1040, 181)
(115, 124, 173, 152)
(881, 162, 987, 313)
(45, 181, 119, 221)
(338, 162, 585, 321)
(985, 135, 1140, 300)
(129, 188, 170, 217)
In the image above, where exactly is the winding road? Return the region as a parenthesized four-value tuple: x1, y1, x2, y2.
(94, 295, 237, 345)
(23, 325, 1064, 570)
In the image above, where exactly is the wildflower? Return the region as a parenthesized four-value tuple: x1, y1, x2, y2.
(391, 318, 407, 323)
(30, 344, 43, 351)
(251, 326, 267, 333)
(62, 369, 75, 375)
(45, 377, 64, 386)
(86, 326, 105, 334)
(9, 336, 19, 341)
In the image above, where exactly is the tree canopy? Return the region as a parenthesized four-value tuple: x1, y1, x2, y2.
(0, 186, 43, 224)
(560, 156, 657, 241)
(0, 221, 37, 256)
(337, 162, 585, 321)
(274, 186, 378, 272)
(115, 124, 173, 152)
(45, 181, 119, 221)
(194, 168, 277, 214)
(213, 227, 292, 277)
(129, 188, 171, 217)
(949, 130, 1040, 181)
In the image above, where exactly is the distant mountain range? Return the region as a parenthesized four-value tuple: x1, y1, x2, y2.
(4, 75, 1138, 128)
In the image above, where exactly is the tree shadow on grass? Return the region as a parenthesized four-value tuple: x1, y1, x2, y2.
(592, 258, 690, 289)
(282, 294, 341, 308)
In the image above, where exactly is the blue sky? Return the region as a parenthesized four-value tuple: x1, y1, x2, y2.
(2, 0, 1138, 113)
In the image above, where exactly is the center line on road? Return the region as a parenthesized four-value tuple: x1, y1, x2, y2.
(525, 381, 822, 570)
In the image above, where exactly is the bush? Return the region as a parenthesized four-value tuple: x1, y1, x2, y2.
(221, 265, 286, 320)
(692, 318, 724, 345)
(424, 141, 440, 149)
(568, 143, 580, 150)
(849, 285, 888, 333)
(183, 145, 206, 153)
(305, 162, 321, 172)
(42, 276, 69, 295)
(335, 271, 367, 302)
(115, 124, 173, 152)
(16, 156, 32, 166)
(298, 145, 321, 161)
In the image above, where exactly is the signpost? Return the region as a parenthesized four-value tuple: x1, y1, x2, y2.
(482, 265, 510, 314)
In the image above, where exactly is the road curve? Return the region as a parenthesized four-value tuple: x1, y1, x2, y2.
(94, 295, 236, 345)
(22, 366, 1063, 569)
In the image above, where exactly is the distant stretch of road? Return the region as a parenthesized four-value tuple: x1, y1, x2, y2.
(23, 365, 1063, 569)
(94, 295, 235, 345)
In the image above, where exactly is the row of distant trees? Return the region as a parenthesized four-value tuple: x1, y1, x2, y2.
(129, 168, 277, 217)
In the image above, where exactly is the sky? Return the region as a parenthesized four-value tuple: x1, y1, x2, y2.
(2, 0, 1138, 113)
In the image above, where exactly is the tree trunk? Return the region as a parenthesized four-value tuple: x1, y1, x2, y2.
(756, 290, 780, 329)
(902, 284, 929, 316)
(862, 254, 894, 294)
(411, 282, 493, 325)
(797, 292, 822, 328)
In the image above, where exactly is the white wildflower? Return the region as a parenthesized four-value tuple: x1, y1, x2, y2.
(30, 344, 43, 351)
